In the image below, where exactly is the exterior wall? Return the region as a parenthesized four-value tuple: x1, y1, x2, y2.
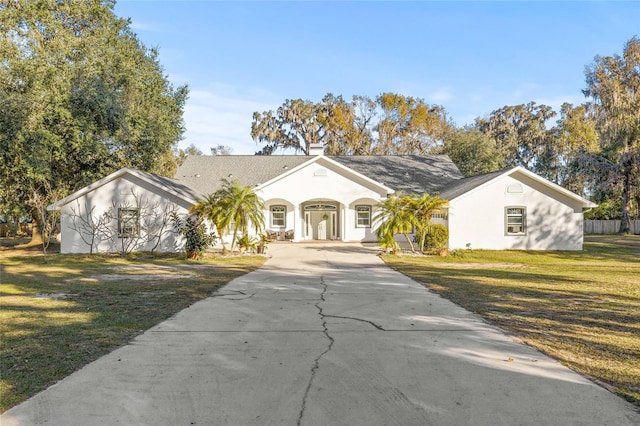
(257, 159, 387, 242)
(447, 173, 586, 251)
(348, 199, 379, 242)
(58, 175, 190, 254)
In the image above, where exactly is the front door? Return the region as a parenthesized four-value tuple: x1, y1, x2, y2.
(318, 219, 327, 239)
(303, 203, 339, 240)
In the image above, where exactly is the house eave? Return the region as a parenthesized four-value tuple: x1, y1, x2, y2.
(446, 167, 597, 208)
(47, 168, 199, 211)
(254, 155, 395, 194)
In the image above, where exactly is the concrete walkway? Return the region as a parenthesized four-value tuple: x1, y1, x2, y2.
(3, 243, 639, 425)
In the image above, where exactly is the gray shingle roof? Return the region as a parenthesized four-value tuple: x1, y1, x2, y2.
(331, 155, 463, 195)
(174, 156, 310, 195)
(134, 169, 202, 202)
(436, 168, 509, 200)
(174, 154, 464, 196)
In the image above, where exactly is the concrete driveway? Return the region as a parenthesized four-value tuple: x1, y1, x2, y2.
(3, 243, 639, 426)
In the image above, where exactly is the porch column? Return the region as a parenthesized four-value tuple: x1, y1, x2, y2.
(292, 203, 301, 242)
(341, 203, 348, 242)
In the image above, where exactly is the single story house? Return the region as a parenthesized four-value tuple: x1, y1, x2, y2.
(49, 144, 597, 253)
(48, 169, 200, 254)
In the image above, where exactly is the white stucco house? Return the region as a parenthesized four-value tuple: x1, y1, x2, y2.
(49, 145, 597, 253)
(48, 169, 200, 254)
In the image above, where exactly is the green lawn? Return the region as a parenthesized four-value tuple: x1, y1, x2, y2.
(382, 235, 640, 406)
(0, 247, 266, 413)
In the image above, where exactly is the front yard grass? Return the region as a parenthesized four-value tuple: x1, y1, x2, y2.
(382, 235, 640, 406)
(0, 248, 266, 413)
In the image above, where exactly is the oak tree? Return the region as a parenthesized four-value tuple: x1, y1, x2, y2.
(0, 0, 188, 243)
(584, 36, 640, 233)
(476, 102, 556, 176)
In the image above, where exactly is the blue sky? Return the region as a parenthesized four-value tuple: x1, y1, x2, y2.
(114, 1, 639, 155)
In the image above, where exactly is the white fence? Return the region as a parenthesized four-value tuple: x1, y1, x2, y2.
(584, 220, 640, 234)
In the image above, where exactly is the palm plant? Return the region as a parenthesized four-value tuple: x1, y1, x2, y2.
(190, 193, 229, 253)
(192, 179, 265, 253)
(373, 194, 416, 252)
(407, 194, 448, 253)
(218, 179, 265, 252)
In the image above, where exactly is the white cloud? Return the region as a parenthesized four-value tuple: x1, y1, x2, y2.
(426, 88, 453, 103)
(128, 20, 157, 32)
(180, 85, 280, 155)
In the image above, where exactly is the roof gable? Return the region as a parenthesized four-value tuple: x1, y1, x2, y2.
(254, 155, 395, 194)
(438, 166, 597, 208)
(48, 168, 200, 211)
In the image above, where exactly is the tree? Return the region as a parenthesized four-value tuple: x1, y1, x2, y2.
(175, 144, 203, 167)
(321, 94, 376, 155)
(373, 93, 450, 155)
(251, 93, 451, 156)
(171, 213, 216, 259)
(191, 180, 265, 253)
(190, 193, 228, 253)
(373, 194, 416, 253)
(407, 194, 448, 253)
(184, 144, 204, 157)
(0, 0, 188, 245)
(583, 36, 640, 234)
(548, 103, 600, 193)
(476, 102, 556, 176)
(210, 145, 233, 155)
(374, 193, 448, 253)
(251, 98, 327, 155)
(28, 181, 63, 258)
(441, 126, 504, 176)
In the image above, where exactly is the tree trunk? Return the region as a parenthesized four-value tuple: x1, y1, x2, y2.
(28, 222, 45, 246)
(402, 233, 415, 253)
(619, 160, 632, 234)
(420, 228, 428, 254)
(27, 205, 45, 246)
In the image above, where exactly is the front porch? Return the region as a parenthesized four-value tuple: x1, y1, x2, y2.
(263, 198, 378, 243)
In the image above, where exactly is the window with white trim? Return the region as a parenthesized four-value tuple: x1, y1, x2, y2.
(505, 207, 526, 235)
(118, 208, 139, 237)
(270, 205, 286, 228)
(355, 205, 371, 228)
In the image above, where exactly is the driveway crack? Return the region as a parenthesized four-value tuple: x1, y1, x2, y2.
(297, 276, 334, 426)
(210, 290, 256, 300)
(324, 314, 385, 331)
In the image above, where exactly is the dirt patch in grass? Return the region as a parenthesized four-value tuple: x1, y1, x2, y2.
(433, 262, 529, 269)
(0, 248, 266, 413)
(382, 235, 640, 407)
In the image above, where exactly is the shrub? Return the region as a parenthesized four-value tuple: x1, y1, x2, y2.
(420, 224, 449, 252)
(172, 213, 216, 259)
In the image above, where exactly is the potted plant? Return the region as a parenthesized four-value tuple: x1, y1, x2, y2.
(257, 233, 271, 254)
(236, 234, 257, 253)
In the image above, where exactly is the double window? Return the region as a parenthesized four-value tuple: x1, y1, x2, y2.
(270, 205, 286, 228)
(118, 208, 139, 237)
(355, 205, 371, 228)
(505, 207, 526, 235)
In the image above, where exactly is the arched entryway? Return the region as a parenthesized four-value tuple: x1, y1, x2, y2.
(302, 201, 340, 240)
